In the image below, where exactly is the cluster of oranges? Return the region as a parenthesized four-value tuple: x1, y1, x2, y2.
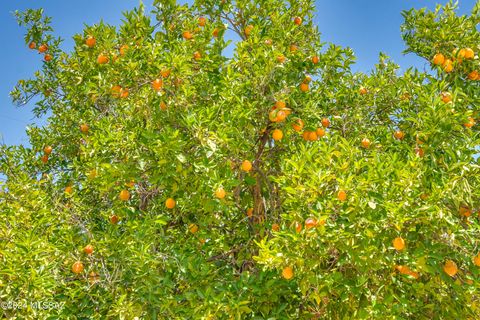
(381, 198, 479, 280)
(181, 16, 224, 60)
(41, 145, 52, 164)
(29, 41, 52, 62)
(71, 244, 99, 284)
(432, 48, 477, 78)
(300, 117, 329, 142)
(391, 237, 421, 278)
(440, 91, 477, 128)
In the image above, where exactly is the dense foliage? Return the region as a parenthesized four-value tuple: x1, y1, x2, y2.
(1, 0, 479, 318)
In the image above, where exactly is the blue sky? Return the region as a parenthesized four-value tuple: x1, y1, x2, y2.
(0, 0, 477, 146)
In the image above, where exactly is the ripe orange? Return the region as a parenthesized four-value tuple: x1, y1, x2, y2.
(272, 223, 280, 232)
(64, 186, 73, 194)
(302, 131, 310, 141)
(282, 267, 293, 280)
(198, 17, 207, 27)
(126, 180, 135, 188)
(337, 190, 347, 201)
(111, 85, 122, 98)
(453, 48, 466, 62)
(244, 25, 254, 37)
(246, 208, 253, 217)
(464, 48, 474, 59)
(359, 87, 368, 95)
(72, 261, 84, 274)
(120, 88, 129, 98)
(316, 128, 325, 138)
(393, 237, 405, 251)
(276, 55, 286, 63)
(295, 222, 302, 233)
(215, 187, 226, 199)
(442, 59, 453, 73)
(361, 138, 371, 148)
(396, 265, 418, 278)
(464, 117, 475, 128)
(83, 244, 94, 255)
(119, 189, 130, 201)
(467, 70, 478, 81)
(270, 110, 286, 122)
(312, 55, 319, 64)
(440, 92, 452, 103)
(415, 147, 425, 157)
(432, 53, 445, 65)
(161, 68, 171, 78)
(474, 254, 480, 267)
(292, 119, 304, 132)
(85, 36, 96, 48)
(308, 131, 318, 141)
(303, 75, 312, 83)
(44, 54, 52, 62)
(393, 130, 405, 140)
(189, 224, 199, 234)
(152, 78, 163, 91)
(160, 101, 167, 110)
(38, 44, 48, 53)
(110, 214, 119, 224)
(97, 54, 109, 64)
(28, 41, 36, 49)
(44, 146, 53, 155)
(119, 44, 129, 56)
(299, 83, 309, 92)
(396, 265, 410, 275)
(182, 31, 193, 40)
(443, 260, 458, 277)
(290, 44, 298, 53)
(41, 155, 49, 164)
(212, 28, 220, 38)
(305, 218, 317, 229)
(459, 206, 471, 217)
(282, 266, 294, 279)
(241, 160, 252, 172)
(277, 110, 287, 121)
(294, 16, 302, 25)
(321, 118, 330, 128)
(166, 198, 176, 209)
(193, 51, 202, 60)
(272, 129, 283, 141)
(275, 101, 286, 109)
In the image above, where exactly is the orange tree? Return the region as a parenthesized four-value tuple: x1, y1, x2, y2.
(1, 0, 479, 318)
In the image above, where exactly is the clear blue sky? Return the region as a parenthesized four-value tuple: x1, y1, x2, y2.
(0, 0, 477, 146)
